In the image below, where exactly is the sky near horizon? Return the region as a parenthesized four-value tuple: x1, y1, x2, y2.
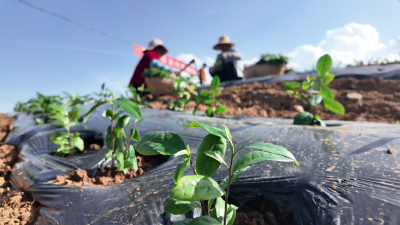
(1, 0, 400, 112)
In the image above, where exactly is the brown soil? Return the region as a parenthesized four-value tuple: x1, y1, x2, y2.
(231, 197, 296, 225)
(48, 154, 163, 186)
(0, 114, 37, 224)
(146, 77, 400, 124)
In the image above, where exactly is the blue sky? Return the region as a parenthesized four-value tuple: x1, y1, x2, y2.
(1, 0, 400, 112)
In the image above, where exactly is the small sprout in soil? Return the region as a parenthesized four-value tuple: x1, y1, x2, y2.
(193, 76, 226, 117)
(163, 78, 197, 112)
(163, 122, 299, 225)
(283, 54, 345, 126)
(126, 84, 154, 108)
(50, 101, 85, 157)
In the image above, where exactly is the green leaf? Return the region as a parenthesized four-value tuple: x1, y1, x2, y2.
(50, 131, 69, 145)
(233, 151, 295, 173)
(196, 134, 226, 176)
(83, 101, 108, 123)
(71, 136, 84, 151)
(204, 151, 229, 169)
(115, 98, 142, 119)
(187, 121, 227, 139)
(188, 216, 220, 225)
(130, 127, 140, 142)
(172, 219, 192, 225)
(105, 126, 118, 151)
(208, 198, 215, 215)
(314, 118, 326, 127)
(211, 76, 220, 91)
(236, 141, 298, 165)
(116, 115, 131, 129)
(164, 198, 201, 215)
(293, 112, 314, 125)
(55, 112, 69, 124)
(50, 105, 67, 116)
(224, 125, 232, 142)
(115, 138, 125, 171)
(305, 89, 319, 94)
(317, 54, 332, 77)
(287, 90, 308, 102)
(323, 98, 345, 115)
(215, 105, 226, 114)
(35, 118, 43, 124)
(320, 86, 334, 100)
(103, 109, 113, 119)
(135, 131, 186, 155)
(174, 150, 189, 158)
(68, 107, 81, 122)
(283, 82, 301, 92)
(206, 107, 214, 117)
(169, 175, 225, 201)
(173, 158, 190, 184)
(128, 145, 138, 171)
(105, 150, 112, 160)
(302, 81, 310, 90)
(312, 77, 322, 90)
(308, 95, 323, 107)
(210, 197, 225, 221)
(226, 204, 239, 225)
(193, 104, 199, 115)
(322, 73, 335, 85)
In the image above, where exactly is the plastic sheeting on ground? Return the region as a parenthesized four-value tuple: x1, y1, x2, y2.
(6, 106, 400, 224)
(198, 64, 400, 91)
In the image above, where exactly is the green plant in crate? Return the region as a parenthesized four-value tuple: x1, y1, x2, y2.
(283, 54, 345, 126)
(193, 76, 225, 117)
(161, 122, 299, 225)
(256, 54, 289, 67)
(50, 102, 85, 157)
(142, 67, 172, 78)
(127, 84, 154, 108)
(163, 78, 197, 111)
(83, 94, 144, 173)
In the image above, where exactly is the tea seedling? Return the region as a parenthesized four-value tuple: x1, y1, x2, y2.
(193, 76, 225, 117)
(25, 92, 63, 124)
(162, 122, 299, 225)
(256, 54, 289, 67)
(163, 78, 197, 111)
(127, 84, 154, 108)
(284, 54, 345, 126)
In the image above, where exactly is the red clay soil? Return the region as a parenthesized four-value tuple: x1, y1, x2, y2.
(0, 114, 37, 224)
(146, 77, 400, 124)
(232, 197, 296, 225)
(49, 154, 163, 186)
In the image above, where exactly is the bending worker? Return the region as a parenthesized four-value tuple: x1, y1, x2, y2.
(129, 39, 179, 90)
(209, 35, 244, 83)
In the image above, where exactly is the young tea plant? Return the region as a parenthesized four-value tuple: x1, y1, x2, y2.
(127, 84, 154, 108)
(83, 94, 144, 174)
(283, 54, 345, 126)
(50, 101, 85, 157)
(193, 76, 225, 117)
(163, 78, 197, 111)
(163, 122, 299, 225)
(26, 92, 63, 124)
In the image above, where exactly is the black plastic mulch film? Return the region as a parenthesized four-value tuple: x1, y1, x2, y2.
(5, 106, 400, 225)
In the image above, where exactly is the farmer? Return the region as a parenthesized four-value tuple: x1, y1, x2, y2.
(128, 39, 179, 91)
(209, 35, 244, 83)
(198, 63, 207, 85)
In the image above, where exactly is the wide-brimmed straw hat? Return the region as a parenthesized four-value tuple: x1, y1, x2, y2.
(213, 35, 235, 50)
(144, 39, 168, 53)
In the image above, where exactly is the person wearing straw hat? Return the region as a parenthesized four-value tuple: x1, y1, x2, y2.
(129, 39, 180, 91)
(209, 35, 244, 83)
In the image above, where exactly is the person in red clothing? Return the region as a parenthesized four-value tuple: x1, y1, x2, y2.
(129, 39, 178, 94)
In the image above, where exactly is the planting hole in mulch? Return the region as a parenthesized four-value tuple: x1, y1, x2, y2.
(49, 135, 103, 158)
(48, 153, 165, 186)
(0, 114, 38, 224)
(230, 197, 296, 225)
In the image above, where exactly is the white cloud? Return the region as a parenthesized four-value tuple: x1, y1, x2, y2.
(206, 8, 214, 14)
(288, 23, 400, 71)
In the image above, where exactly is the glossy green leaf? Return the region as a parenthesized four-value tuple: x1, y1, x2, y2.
(314, 118, 326, 127)
(226, 204, 239, 225)
(115, 98, 142, 119)
(105, 126, 118, 151)
(50, 105, 67, 116)
(215, 105, 226, 114)
(204, 151, 229, 169)
(173, 158, 190, 184)
(130, 127, 140, 142)
(308, 95, 323, 107)
(83, 101, 108, 123)
(312, 77, 322, 90)
(35, 118, 43, 124)
(55, 112, 69, 124)
(71, 136, 84, 151)
(283, 82, 301, 92)
(208, 198, 215, 215)
(206, 107, 214, 117)
(169, 175, 225, 201)
(302, 81, 310, 90)
(234, 151, 295, 173)
(317, 54, 332, 77)
(115, 115, 131, 129)
(187, 121, 227, 139)
(320, 86, 334, 100)
(236, 141, 298, 164)
(323, 98, 345, 115)
(50, 131, 69, 145)
(287, 90, 308, 102)
(211, 76, 220, 91)
(172, 219, 192, 225)
(102, 109, 113, 119)
(115, 138, 125, 170)
(135, 131, 186, 156)
(188, 216, 220, 225)
(293, 112, 314, 125)
(322, 73, 335, 85)
(68, 108, 81, 122)
(224, 125, 232, 142)
(219, 165, 250, 190)
(210, 197, 225, 221)
(196, 134, 226, 176)
(164, 198, 201, 215)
